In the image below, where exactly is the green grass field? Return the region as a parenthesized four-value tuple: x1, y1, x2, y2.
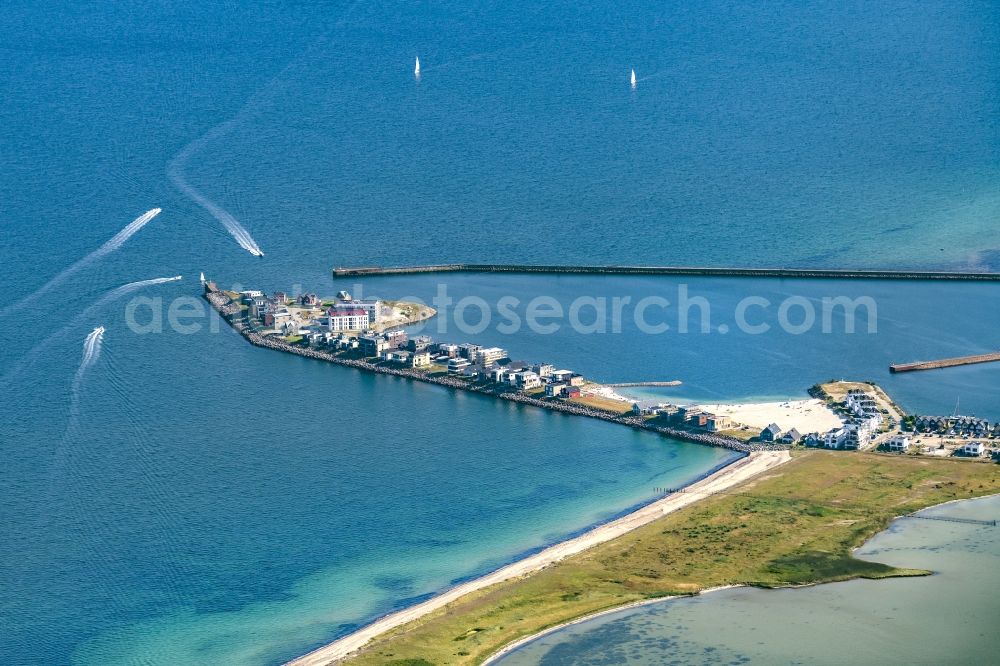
(342, 451, 1000, 666)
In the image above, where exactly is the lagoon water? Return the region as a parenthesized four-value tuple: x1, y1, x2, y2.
(497, 494, 1000, 665)
(1, 1, 999, 664)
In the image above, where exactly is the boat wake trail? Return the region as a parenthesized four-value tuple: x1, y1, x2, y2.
(77, 326, 105, 377)
(1, 276, 182, 384)
(167, 121, 264, 257)
(163, 0, 371, 259)
(48, 326, 106, 486)
(0, 208, 162, 318)
(92, 208, 162, 259)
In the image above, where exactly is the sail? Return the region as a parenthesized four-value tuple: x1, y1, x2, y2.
(630, 69, 636, 88)
(415, 57, 421, 76)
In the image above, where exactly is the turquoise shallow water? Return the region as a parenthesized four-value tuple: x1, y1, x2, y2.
(496, 494, 1000, 665)
(1, 0, 999, 663)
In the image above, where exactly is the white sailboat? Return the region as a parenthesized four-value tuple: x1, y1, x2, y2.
(630, 69, 637, 89)
(414, 56, 421, 78)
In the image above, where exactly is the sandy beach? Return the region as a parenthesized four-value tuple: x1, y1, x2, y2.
(695, 399, 842, 434)
(286, 450, 791, 666)
(587, 384, 634, 403)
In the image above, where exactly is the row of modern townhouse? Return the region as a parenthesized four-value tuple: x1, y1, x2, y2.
(292, 323, 593, 398)
(906, 415, 1000, 438)
(630, 402, 737, 435)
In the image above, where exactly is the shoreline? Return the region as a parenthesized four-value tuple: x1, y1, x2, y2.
(285, 450, 791, 666)
(480, 586, 740, 665)
(484, 490, 1000, 665)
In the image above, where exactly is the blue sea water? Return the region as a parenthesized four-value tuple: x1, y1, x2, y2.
(1, 1, 999, 664)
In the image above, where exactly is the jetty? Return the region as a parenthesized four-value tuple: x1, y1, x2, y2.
(605, 381, 682, 388)
(203, 282, 778, 455)
(332, 263, 1000, 282)
(889, 351, 1000, 373)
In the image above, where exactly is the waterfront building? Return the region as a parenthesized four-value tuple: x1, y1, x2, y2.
(476, 347, 508, 366)
(458, 343, 481, 360)
(824, 422, 874, 450)
(447, 358, 471, 374)
(568, 374, 585, 387)
(381, 349, 411, 364)
(407, 336, 433, 352)
(248, 296, 271, 319)
(887, 435, 912, 452)
(551, 370, 574, 383)
(299, 293, 319, 306)
(240, 290, 264, 302)
(326, 307, 369, 332)
(359, 335, 390, 357)
(845, 389, 881, 420)
(533, 363, 555, 378)
(823, 428, 847, 449)
(779, 428, 802, 445)
(565, 387, 582, 398)
(383, 329, 407, 347)
(338, 298, 381, 324)
(847, 420, 877, 449)
(547, 383, 568, 398)
(961, 441, 985, 457)
(511, 371, 541, 390)
(632, 400, 659, 416)
(263, 309, 292, 329)
(760, 423, 783, 442)
(435, 343, 458, 358)
(411, 351, 432, 368)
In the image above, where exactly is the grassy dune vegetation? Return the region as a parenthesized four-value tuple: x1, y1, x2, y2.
(343, 451, 1000, 666)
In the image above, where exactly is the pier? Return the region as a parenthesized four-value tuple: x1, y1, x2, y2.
(889, 351, 1000, 373)
(333, 263, 1000, 282)
(605, 381, 682, 387)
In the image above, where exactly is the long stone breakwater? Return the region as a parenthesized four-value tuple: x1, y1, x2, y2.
(889, 350, 1000, 373)
(204, 285, 778, 454)
(332, 263, 1000, 282)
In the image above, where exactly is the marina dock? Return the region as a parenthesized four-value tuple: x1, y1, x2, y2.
(333, 263, 1000, 281)
(889, 351, 1000, 373)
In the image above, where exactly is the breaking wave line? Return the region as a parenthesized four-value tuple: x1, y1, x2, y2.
(1, 276, 182, 384)
(0, 208, 162, 318)
(167, 122, 264, 257)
